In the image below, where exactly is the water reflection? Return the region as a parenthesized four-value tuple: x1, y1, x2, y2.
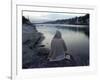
(36, 24, 89, 66)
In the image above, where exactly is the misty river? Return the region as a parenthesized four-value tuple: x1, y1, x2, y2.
(36, 24, 89, 66)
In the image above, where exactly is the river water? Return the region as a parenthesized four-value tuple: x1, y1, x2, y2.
(36, 24, 89, 66)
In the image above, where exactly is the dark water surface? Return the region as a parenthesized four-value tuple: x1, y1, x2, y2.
(36, 24, 89, 66)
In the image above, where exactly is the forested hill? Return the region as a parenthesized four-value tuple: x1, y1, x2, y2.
(43, 14, 89, 25)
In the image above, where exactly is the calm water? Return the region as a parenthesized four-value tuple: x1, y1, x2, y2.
(36, 24, 89, 66)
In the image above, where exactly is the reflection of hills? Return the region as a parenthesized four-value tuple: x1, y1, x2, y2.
(43, 14, 89, 25)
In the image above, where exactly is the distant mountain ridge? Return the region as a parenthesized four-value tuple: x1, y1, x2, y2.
(43, 14, 89, 25)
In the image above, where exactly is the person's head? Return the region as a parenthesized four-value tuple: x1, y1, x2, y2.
(54, 30, 62, 39)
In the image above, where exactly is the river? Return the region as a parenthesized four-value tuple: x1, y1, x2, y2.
(36, 24, 89, 66)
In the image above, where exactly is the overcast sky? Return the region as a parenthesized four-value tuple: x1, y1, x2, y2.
(23, 11, 86, 23)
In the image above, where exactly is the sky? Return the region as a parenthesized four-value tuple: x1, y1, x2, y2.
(23, 11, 86, 23)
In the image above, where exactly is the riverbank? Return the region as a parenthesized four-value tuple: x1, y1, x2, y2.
(22, 16, 78, 69)
(22, 24, 77, 68)
(22, 16, 45, 68)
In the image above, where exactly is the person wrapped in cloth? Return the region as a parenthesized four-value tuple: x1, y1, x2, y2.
(48, 30, 70, 61)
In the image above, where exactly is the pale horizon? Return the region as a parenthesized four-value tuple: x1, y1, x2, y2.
(23, 11, 86, 23)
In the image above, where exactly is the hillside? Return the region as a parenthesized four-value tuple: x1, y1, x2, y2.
(43, 14, 89, 25)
